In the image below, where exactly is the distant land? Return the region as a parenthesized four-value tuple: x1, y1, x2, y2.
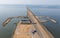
(0, 4, 60, 9)
(27, 5, 60, 9)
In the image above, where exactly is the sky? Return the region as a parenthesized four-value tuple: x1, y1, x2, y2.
(0, 0, 60, 5)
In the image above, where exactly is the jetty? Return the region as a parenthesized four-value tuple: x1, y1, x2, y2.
(3, 17, 13, 27)
(3, 14, 56, 27)
(11, 8, 54, 38)
(46, 17, 56, 23)
(2, 16, 28, 27)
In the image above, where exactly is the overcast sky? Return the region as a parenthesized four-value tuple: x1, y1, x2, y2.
(0, 0, 60, 5)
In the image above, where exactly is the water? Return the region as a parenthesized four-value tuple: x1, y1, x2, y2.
(30, 7, 60, 38)
(0, 5, 27, 38)
(0, 5, 60, 38)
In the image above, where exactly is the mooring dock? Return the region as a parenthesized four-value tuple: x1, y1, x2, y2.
(11, 8, 54, 38)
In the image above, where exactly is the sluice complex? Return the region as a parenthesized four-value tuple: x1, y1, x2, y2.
(3, 8, 57, 38)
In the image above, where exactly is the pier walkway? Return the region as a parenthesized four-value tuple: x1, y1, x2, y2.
(12, 8, 54, 38)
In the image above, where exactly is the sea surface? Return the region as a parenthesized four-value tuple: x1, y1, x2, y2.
(0, 5, 60, 38)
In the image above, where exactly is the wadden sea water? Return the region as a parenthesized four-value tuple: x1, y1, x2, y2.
(30, 7, 60, 38)
(0, 5, 27, 38)
(0, 5, 60, 38)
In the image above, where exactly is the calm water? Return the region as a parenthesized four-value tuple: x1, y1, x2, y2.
(0, 5, 60, 38)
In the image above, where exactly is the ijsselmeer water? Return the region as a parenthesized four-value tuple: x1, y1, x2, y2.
(0, 5, 60, 38)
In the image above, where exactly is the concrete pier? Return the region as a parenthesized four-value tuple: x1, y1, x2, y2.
(3, 16, 28, 27)
(12, 23, 40, 38)
(36, 16, 57, 23)
(3, 17, 12, 27)
(36, 16, 49, 23)
(27, 8, 54, 38)
(46, 17, 56, 23)
(12, 8, 54, 38)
